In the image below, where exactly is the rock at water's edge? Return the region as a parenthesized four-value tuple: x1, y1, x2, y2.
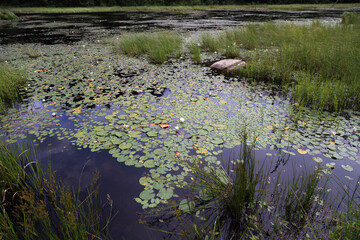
(210, 59, 246, 72)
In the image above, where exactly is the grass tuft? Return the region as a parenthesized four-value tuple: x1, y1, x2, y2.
(341, 11, 360, 25)
(0, 142, 113, 239)
(188, 43, 202, 64)
(113, 31, 182, 64)
(0, 64, 27, 112)
(0, 10, 18, 20)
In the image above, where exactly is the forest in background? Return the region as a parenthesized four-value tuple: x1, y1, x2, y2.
(1, 0, 358, 8)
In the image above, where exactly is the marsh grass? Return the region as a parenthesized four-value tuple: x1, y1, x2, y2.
(341, 11, 360, 25)
(157, 128, 335, 239)
(0, 10, 18, 20)
(326, 176, 360, 240)
(225, 21, 360, 112)
(188, 43, 202, 64)
(24, 47, 43, 59)
(0, 64, 27, 112)
(7, 4, 360, 14)
(113, 31, 182, 64)
(0, 142, 113, 239)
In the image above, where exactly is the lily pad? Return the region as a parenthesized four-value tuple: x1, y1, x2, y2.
(119, 142, 132, 150)
(139, 189, 156, 200)
(341, 165, 354, 172)
(179, 199, 195, 212)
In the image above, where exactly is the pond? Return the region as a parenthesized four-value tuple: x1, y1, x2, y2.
(1, 8, 360, 239)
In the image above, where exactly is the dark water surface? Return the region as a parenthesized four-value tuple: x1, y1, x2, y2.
(1, 8, 359, 44)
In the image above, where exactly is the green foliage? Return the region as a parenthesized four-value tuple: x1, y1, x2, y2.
(24, 47, 42, 58)
(228, 21, 360, 112)
(0, 142, 113, 239)
(0, 10, 18, 20)
(329, 177, 360, 240)
(188, 43, 202, 64)
(113, 31, 182, 64)
(0, 64, 27, 112)
(341, 11, 360, 25)
(162, 129, 333, 239)
(200, 32, 221, 52)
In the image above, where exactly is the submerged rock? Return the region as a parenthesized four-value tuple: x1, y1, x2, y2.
(210, 59, 246, 72)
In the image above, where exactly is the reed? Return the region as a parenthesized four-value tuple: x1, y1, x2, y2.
(113, 31, 182, 64)
(0, 64, 27, 112)
(188, 43, 202, 64)
(0, 142, 113, 239)
(0, 10, 18, 20)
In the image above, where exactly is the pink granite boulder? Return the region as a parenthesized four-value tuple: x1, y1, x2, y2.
(210, 59, 246, 72)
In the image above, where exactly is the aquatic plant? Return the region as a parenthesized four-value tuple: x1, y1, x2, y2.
(0, 64, 27, 112)
(24, 47, 43, 59)
(0, 142, 113, 239)
(154, 127, 334, 239)
(200, 32, 221, 53)
(229, 22, 360, 112)
(188, 43, 202, 64)
(113, 31, 182, 64)
(6, 4, 360, 14)
(0, 10, 18, 20)
(341, 12, 360, 25)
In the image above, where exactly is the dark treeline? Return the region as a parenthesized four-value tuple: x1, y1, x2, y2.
(0, 0, 358, 7)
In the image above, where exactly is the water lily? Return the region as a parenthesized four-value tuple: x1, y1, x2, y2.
(52, 112, 56, 117)
(175, 126, 179, 130)
(353, 127, 357, 132)
(179, 118, 185, 122)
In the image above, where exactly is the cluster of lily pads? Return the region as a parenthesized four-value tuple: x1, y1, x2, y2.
(0, 41, 359, 209)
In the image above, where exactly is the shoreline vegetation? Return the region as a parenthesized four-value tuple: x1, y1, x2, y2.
(0, 142, 113, 239)
(112, 12, 360, 112)
(2, 3, 360, 14)
(0, 64, 27, 112)
(143, 130, 360, 239)
(0, 9, 18, 19)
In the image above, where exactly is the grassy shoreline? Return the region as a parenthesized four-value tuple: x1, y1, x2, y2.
(4, 3, 360, 14)
(0, 142, 112, 239)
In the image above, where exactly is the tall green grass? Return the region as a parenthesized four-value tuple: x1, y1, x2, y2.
(113, 31, 182, 64)
(0, 10, 18, 20)
(0, 64, 27, 112)
(341, 11, 360, 25)
(213, 20, 360, 112)
(7, 4, 360, 14)
(0, 142, 113, 239)
(188, 43, 202, 64)
(167, 128, 330, 239)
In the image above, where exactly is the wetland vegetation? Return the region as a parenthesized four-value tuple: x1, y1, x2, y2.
(3, 3, 360, 14)
(0, 5, 360, 239)
(0, 142, 112, 239)
(0, 64, 27, 112)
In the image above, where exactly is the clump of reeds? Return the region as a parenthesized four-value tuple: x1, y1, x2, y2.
(163, 128, 331, 239)
(0, 10, 18, 20)
(113, 31, 182, 64)
(24, 47, 43, 59)
(0, 142, 113, 239)
(341, 11, 360, 25)
(188, 43, 202, 64)
(0, 64, 27, 112)
(197, 19, 360, 112)
(232, 21, 360, 112)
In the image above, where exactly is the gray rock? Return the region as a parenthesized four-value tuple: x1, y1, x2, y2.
(210, 59, 246, 72)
